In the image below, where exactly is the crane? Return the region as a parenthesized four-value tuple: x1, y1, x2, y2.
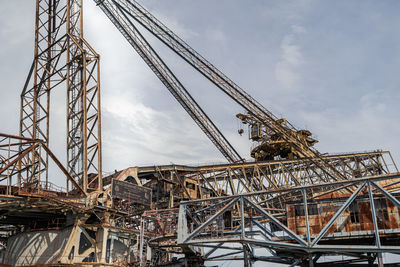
(94, 0, 346, 182)
(2, 2, 397, 266)
(94, 0, 242, 163)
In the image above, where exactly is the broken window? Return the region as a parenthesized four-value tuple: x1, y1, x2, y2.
(374, 198, 388, 222)
(106, 239, 111, 263)
(349, 202, 360, 224)
(79, 232, 92, 255)
(294, 204, 318, 216)
(294, 205, 304, 216)
(186, 182, 196, 190)
(82, 252, 95, 262)
(308, 204, 319, 216)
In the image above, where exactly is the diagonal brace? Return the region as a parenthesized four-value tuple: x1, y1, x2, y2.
(311, 182, 366, 246)
(245, 198, 307, 246)
(183, 197, 239, 243)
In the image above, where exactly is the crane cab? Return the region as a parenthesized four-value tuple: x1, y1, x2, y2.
(250, 123, 263, 140)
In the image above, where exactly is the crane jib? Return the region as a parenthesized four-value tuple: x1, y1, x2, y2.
(94, 0, 242, 163)
(95, 0, 346, 180)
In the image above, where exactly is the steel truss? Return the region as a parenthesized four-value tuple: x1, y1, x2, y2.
(20, 0, 102, 194)
(0, 133, 85, 195)
(0, 133, 142, 264)
(89, 0, 400, 198)
(93, 0, 355, 184)
(133, 151, 397, 204)
(138, 209, 181, 266)
(95, 0, 311, 155)
(176, 174, 400, 266)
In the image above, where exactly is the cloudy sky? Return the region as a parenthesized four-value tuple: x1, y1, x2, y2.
(1, 0, 399, 179)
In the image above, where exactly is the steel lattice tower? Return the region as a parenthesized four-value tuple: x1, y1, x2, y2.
(20, 0, 102, 193)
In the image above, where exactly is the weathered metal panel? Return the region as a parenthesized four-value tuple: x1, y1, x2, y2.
(112, 179, 152, 206)
(287, 196, 400, 237)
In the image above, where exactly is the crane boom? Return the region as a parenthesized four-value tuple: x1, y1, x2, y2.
(99, 0, 317, 159)
(95, 0, 242, 163)
(95, 0, 347, 181)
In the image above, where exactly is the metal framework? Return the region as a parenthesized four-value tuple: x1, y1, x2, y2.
(94, 0, 321, 161)
(176, 174, 400, 266)
(20, 0, 102, 193)
(131, 151, 397, 204)
(0, 1, 399, 266)
(0, 137, 140, 265)
(1, 132, 399, 266)
(93, 0, 360, 186)
(66, 0, 102, 192)
(0, 133, 85, 195)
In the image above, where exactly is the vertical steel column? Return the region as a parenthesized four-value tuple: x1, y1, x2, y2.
(139, 216, 145, 266)
(303, 189, 314, 266)
(302, 189, 311, 246)
(20, 0, 67, 192)
(368, 182, 383, 267)
(240, 196, 250, 267)
(66, 0, 102, 192)
(66, 0, 85, 190)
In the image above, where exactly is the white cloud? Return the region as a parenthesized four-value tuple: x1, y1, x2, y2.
(151, 10, 198, 40)
(205, 28, 227, 45)
(299, 90, 400, 163)
(101, 94, 224, 169)
(275, 25, 306, 90)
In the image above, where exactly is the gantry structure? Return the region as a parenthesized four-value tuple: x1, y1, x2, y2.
(0, 0, 399, 266)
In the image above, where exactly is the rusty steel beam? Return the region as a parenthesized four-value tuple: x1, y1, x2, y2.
(0, 144, 38, 178)
(0, 133, 36, 142)
(41, 143, 86, 195)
